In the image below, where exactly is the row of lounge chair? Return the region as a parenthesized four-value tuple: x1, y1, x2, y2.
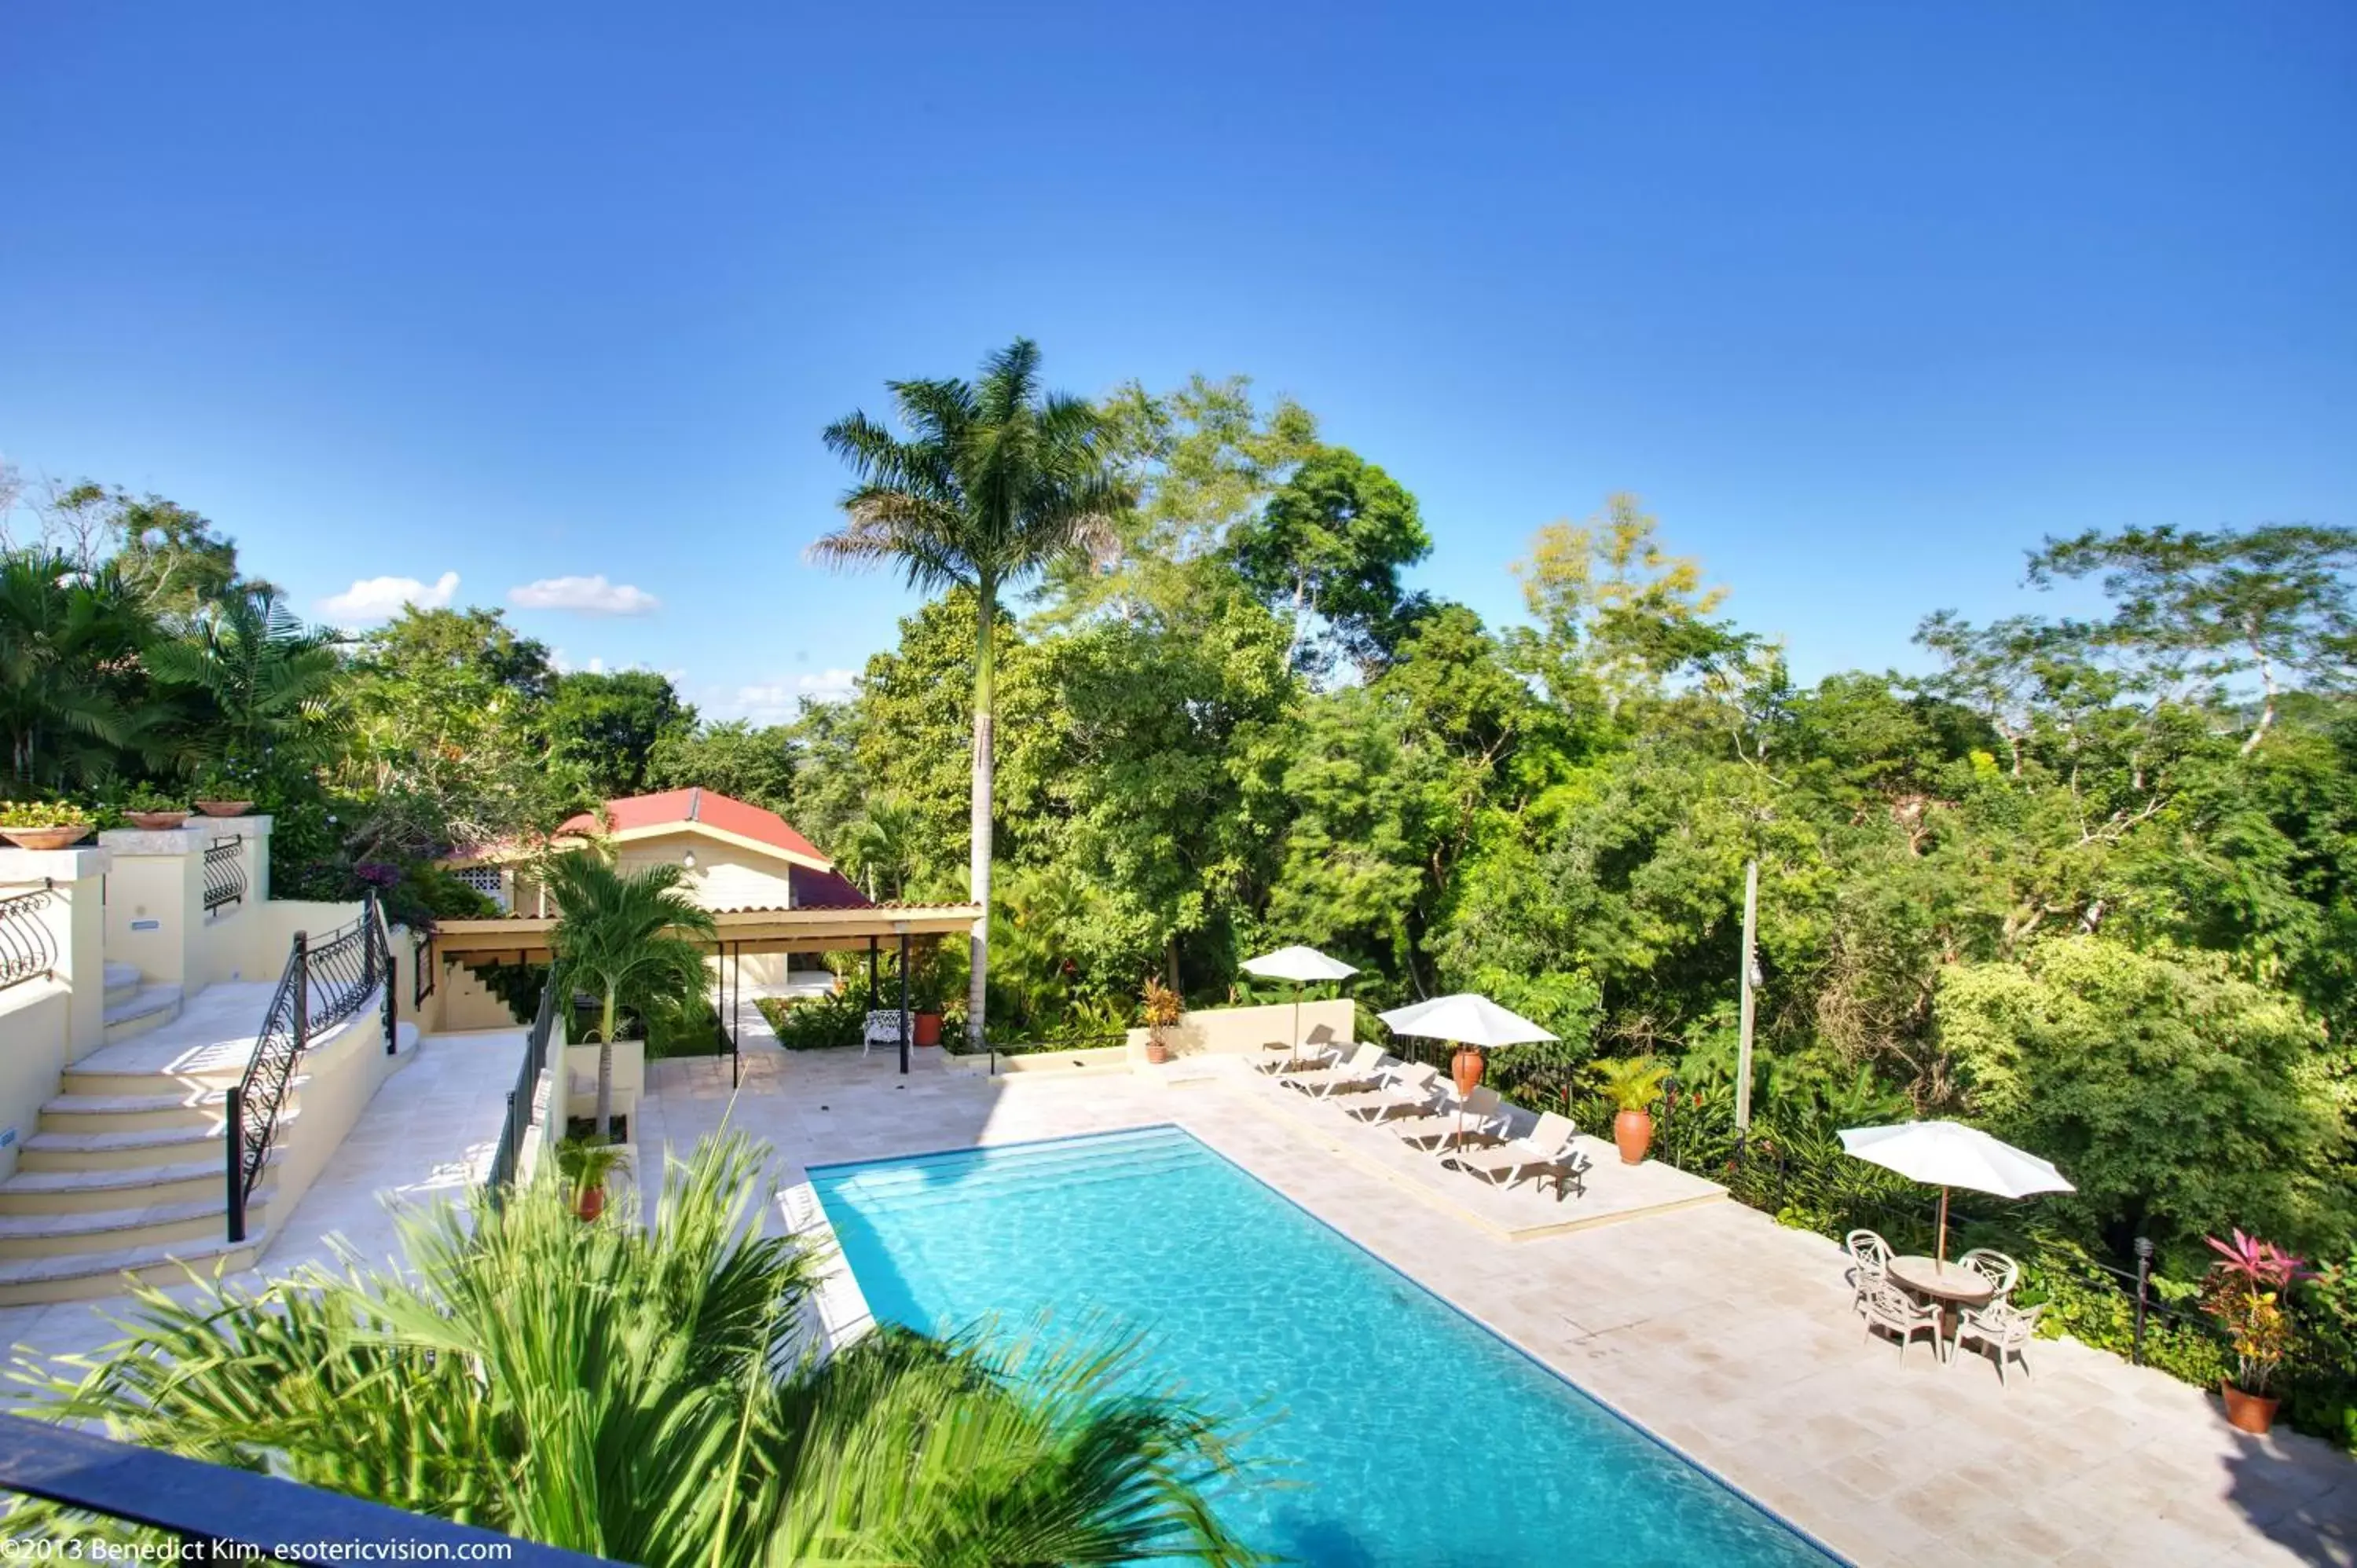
(1262, 1042, 1593, 1202)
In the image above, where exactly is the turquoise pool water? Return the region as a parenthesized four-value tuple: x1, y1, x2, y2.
(808, 1124, 1835, 1566)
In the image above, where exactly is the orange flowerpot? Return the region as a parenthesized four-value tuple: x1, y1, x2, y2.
(575, 1182, 606, 1222)
(1144, 1037, 1170, 1065)
(1613, 1108, 1654, 1165)
(124, 811, 189, 830)
(914, 1011, 942, 1047)
(1450, 1046, 1486, 1097)
(0, 826, 91, 851)
(193, 800, 253, 817)
(2220, 1381, 2278, 1435)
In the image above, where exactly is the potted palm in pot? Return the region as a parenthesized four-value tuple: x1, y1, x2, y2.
(1141, 976, 1182, 1065)
(1593, 1055, 1673, 1165)
(554, 1136, 630, 1222)
(2202, 1229, 2310, 1434)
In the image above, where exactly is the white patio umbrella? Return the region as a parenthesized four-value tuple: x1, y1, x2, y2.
(1241, 945, 1359, 1060)
(1378, 994, 1557, 1139)
(1837, 1121, 2075, 1264)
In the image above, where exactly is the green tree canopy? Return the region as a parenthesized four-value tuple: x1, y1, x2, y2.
(1232, 445, 1431, 677)
(546, 669, 696, 798)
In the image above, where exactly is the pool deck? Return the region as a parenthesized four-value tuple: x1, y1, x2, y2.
(632, 1031, 2356, 1568)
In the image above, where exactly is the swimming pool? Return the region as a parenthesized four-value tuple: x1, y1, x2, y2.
(808, 1124, 1835, 1566)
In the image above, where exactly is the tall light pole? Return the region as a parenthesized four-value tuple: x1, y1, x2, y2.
(1735, 859, 1760, 1141)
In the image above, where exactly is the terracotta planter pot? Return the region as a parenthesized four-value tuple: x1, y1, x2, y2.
(574, 1181, 607, 1222)
(1144, 1037, 1170, 1065)
(0, 826, 92, 851)
(124, 811, 189, 830)
(1450, 1046, 1486, 1097)
(194, 800, 253, 818)
(1613, 1108, 1655, 1165)
(2220, 1380, 2278, 1435)
(914, 1011, 943, 1047)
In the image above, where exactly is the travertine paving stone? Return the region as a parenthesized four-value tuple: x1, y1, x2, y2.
(6, 1006, 2349, 1566)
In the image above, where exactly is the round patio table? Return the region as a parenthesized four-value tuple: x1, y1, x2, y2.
(1888, 1255, 1994, 1344)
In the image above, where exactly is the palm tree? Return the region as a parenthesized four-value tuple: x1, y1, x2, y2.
(814, 339, 1129, 1047)
(146, 584, 347, 779)
(0, 550, 169, 794)
(17, 1131, 1259, 1563)
(841, 793, 921, 901)
(544, 848, 717, 1138)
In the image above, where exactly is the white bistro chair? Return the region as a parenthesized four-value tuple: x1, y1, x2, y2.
(863, 1009, 907, 1058)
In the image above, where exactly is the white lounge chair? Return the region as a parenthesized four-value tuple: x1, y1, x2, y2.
(1283, 1043, 1390, 1097)
(1441, 1111, 1588, 1197)
(1263, 1038, 1345, 1076)
(1395, 1086, 1505, 1149)
(1329, 1062, 1442, 1123)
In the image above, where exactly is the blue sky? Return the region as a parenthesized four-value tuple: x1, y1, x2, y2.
(3, 2, 2351, 721)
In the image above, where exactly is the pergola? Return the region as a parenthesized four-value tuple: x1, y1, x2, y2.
(428, 902, 981, 1075)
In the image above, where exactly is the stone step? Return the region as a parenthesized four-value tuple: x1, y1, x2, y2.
(100, 983, 185, 1046)
(18, 1111, 301, 1172)
(0, 1150, 277, 1215)
(0, 1231, 267, 1306)
(38, 1079, 308, 1135)
(102, 961, 142, 1007)
(0, 1189, 273, 1261)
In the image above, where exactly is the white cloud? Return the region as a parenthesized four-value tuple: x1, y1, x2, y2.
(724, 669, 859, 724)
(508, 574, 660, 615)
(797, 668, 860, 699)
(320, 570, 458, 623)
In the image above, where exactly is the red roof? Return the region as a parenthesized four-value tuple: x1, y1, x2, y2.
(558, 789, 832, 867)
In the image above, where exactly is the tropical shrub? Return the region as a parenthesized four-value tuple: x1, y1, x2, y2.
(10, 1132, 1259, 1563)
(0, 800, 93, 830)
(757, 991, 864, 1050)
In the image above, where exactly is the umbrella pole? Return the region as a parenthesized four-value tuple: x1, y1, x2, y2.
(1293, 986, 1303, 1061)
(1937, 1187, 1950, 1266)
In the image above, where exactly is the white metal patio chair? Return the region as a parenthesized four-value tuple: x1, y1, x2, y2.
(1952, 1298, 2043, 1384)
(1859, 1280, 1945, 1363)
(1959, 1247, 2020, 1305)
(1845, 1229, 1893, 1313)
(863, 1009, 906, 1059)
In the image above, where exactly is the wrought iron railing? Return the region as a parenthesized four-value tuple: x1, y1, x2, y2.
(0, 1412, 603, 1563)
(485, 980, 558, 1207)
(201, 835, 246, 914)
(226, 892, 390, 1243)
(0, 884, 57, 992)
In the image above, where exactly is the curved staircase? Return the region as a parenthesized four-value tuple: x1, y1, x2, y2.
(0, 977, 412, 1306)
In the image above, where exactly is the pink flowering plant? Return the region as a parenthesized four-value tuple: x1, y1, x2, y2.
(2201, 1229, 2313, 1396)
